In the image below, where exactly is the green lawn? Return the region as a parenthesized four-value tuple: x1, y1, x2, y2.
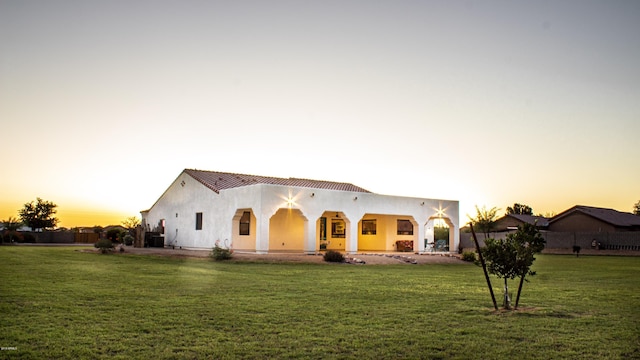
(1, 247, 638, 359)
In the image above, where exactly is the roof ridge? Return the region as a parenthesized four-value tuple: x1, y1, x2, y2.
(184, 169, 371, 193)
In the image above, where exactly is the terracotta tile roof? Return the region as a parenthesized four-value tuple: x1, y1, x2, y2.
(184, 169, 371, 194)
(550, 205, 640, 228)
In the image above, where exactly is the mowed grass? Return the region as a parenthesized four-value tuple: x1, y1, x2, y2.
(1, 247, 638, 359)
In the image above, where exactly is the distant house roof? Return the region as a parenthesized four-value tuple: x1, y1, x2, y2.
(184, 169, 372, 194)
(493, 214, 549, 232)
(506, 214, 549, 227)
(549, 205, 640, 228)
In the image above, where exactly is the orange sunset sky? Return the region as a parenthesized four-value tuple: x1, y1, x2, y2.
(1, 1, 639, 228)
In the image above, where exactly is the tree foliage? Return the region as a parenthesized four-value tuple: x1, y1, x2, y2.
(2, 217, 23, 231)
(480, 222, 545, 309)
(106, 228, 125, 242)
(18, 198, 59, 231)
(468, 205, 499, 238)
(434, 225, 449, 240)
(2, 217, 24, 243)
(634, 200, 640, 216)
(122, 216, 141, 230)
(506, 203, 533, 215)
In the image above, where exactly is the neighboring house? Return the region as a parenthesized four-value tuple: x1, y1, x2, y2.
(548, 205, 640, 232)
(141, 169, 459, 253)
(0, 224, 31, 232)
(493, 214, 549, 232)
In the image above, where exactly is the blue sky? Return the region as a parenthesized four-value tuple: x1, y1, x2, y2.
(1, 0, 639, 227)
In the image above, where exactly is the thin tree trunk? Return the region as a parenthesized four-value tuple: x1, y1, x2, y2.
(515, 272, 526, 310)
(470, 223, 498, 310)
(503, 278, 511, 310)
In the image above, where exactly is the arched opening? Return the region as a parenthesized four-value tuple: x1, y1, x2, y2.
(425, 216, 455, 252)
(269, 208, 306, 251)
(318, 211, 347, 251)
(231, 209, 256, 251)
(357, 214, 418, 252)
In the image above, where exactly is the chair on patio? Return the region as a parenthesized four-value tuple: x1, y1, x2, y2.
(435, 239, 449, 252)
(426, 242, 435, 252)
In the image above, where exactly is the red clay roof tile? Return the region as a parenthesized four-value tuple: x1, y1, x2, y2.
(184, 169, 371, 194)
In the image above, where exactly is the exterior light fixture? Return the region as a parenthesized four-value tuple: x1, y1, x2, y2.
(353, 196, 358, 201)
(420, 202, 425, 206)
(310, 193, 315, 197)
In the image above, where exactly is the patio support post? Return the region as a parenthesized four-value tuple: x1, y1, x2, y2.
(346, 220, 358, 254)
(303, 218, 317, 255)
(255, 215, 270, 254)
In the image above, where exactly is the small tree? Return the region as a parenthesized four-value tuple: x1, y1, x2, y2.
(482, 237, 519, 309)
(2, 217, 23, 243)
(510, 223, 545, 309)
(634, 200, 640, 216)
(480, 222, 545, 310)
(506, 203, 533, 215)
(19, 198, 59, 231)
(122, 216, 141, 232)
(468, 205, 499, 239)
(2, 217, 23, 231)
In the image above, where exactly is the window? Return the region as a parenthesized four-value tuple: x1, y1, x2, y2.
(331, 219, 345, 238)
(397, 219, 413, 235)
(239, 211, 250, 235)
(195, 212, 203, 230)
(362, 219, 377, 235)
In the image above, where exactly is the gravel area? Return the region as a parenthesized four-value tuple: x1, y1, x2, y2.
(107, 247, 467, 265)
(85, 246, 638, 264)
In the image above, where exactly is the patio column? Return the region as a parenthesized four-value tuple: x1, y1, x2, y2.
(345, 220, 358, 254)
(255, 215, 270, 254)
(303, 218, 317, 254)
(417, 220, 426, 253)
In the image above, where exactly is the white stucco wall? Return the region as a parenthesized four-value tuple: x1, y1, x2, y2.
(142, 171, 459, 253)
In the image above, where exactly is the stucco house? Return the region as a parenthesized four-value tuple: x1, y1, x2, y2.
(141, 169, 459, 254)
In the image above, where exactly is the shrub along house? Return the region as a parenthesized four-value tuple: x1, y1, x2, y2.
(141, 169, 459, 254)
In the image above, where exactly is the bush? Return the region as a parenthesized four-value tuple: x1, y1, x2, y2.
(123, 234, 134, 246)
(323, 250, 345, 263)
(461, 251, 476, 262)
(95, 239, 114, 254)
(572, 245, 581, 257)
(2, 231, 22, 243)
(210, 244, 233, 261)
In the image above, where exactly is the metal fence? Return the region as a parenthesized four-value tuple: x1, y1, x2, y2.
(460, 231, 640, 251)
(17, 231, 98, 244)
